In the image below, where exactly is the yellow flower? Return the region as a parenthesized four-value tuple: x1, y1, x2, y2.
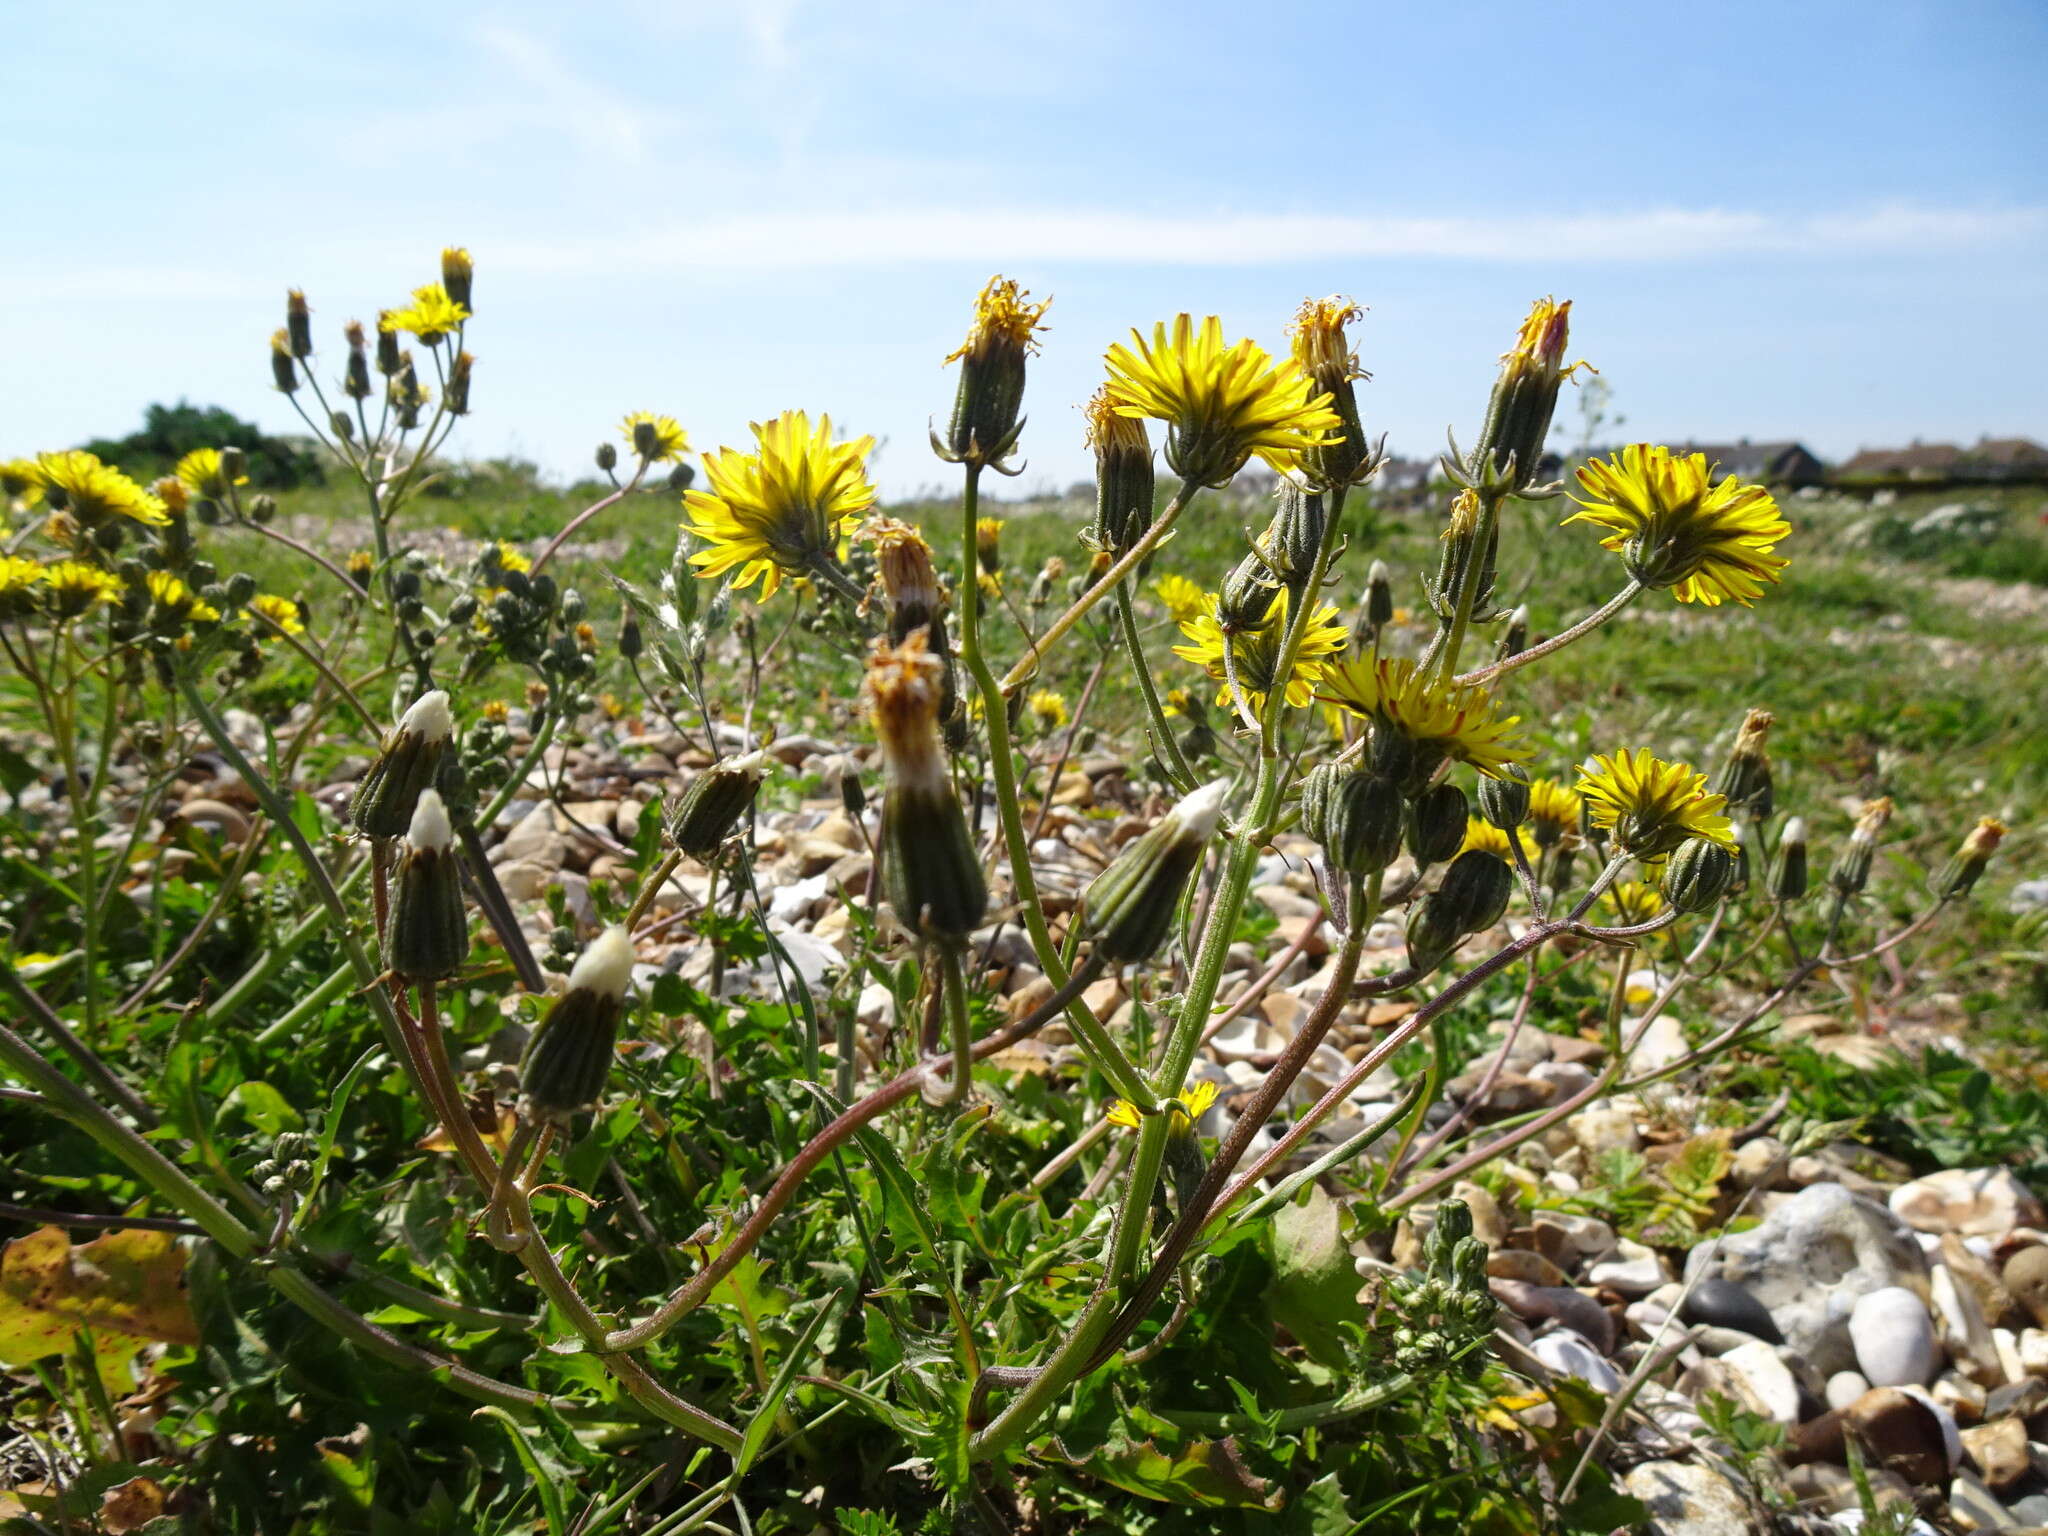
(175, 447, 247, 501)
(493, 540, 531, 575)
(1173, 585, 1346, 719)
(1528, 777, 1583, 832)
(975, 515, 1003, 573)
(145, 570, 220, 624)
(1027, 689, 1068, 732)
(1461, 817, 1532, 861)
(1152, 572, 1207, 626)
(682, 411, 876, 599)
(1602, 881, 1666, 927)
(0, 556, 44, 617)
(249, 594, 306, 635)
(1566, 444, 1791, 606)
(945, 275, 1052, 367)
(1575, 748, 1736, 856)
(42, 561, 122, 620)
(1103, 314, 1344, 485)
(35, 450, 169, 528)
(482, 699, 510, 723)
(380, 283, 469, 345)
(1, 459, 45, 507)
(1162, 687, 1197, 719)
(1106, 1079, 1218, 1131)
(1316, 656, 1529, 777)
(346, 549, 375, 583)
(620, 411, 690, 464)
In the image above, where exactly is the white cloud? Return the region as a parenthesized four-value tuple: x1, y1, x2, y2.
(493, 201, 2048, 273)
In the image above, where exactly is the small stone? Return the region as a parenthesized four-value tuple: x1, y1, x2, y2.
(1272, 914, 1329, 958)
(1984, 1376, 2048, 1423)
(1826, 1370, 1871, 1411)
(173, 797, 254, 843)
(1728, 1135, 1788, 1191)
(1450, 1182, 1508, 1249)
(1589, 1241, 1668, 1298)
(1541, 1213, 1619, 1265)
(1932, 1371, 1987, 1425)
(1931, 1263, 2004, 1387)
(496, 803, 568, 866)
(1488, 1279, 1615, 1354)
(1681, 1277, 1784, 1344)
(1948, 1469, 2013, 1531)
(1629, 1013, 1690, 1072)
(1852, 1287, 1941, 1387)
(1842, 1387, 1951, 1485)
(1571, 1101, 1640, 1157)
(2002, 1245, 2048, 1328)
(1718, 1339, 1803, 1425)
(1943, 1233, 2025, 1331)
(1529, 1059, 1596, 1101)
(1891, 1168, 2047, 1239)
(1531, 1329, 1619, 1393)
(1959, 1415, 2030, 1491)
(1619, 1459, 1751, 1536)
(1899, 1385, 1963, 1471)
(493, 858, 556, 901)
(2021, 1327, 2048, 1376)
(1486, 1249, 1571, 1287)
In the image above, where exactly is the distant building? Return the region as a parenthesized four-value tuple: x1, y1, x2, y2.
(1835, 436, 2048, 486)
(1669, 440, 1828, 489)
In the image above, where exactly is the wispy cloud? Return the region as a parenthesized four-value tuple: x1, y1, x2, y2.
(496, 202, 2048, 273)
(473, 24, 658, 163)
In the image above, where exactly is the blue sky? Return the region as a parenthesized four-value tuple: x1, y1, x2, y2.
(7, 0, 2045, 496)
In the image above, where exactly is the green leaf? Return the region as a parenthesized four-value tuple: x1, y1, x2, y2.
(736, 1287, 848, 1475)
(0, 1226, 199, 1391)
(474, 1408, 570, 1536)
(1069, 1434, 1284, 1510)
(218, 1079, 303, 1136)
(1266, 1184, 1365, 1368)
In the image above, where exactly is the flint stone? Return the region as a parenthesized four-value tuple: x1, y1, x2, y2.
(1891, 1168, 2047, 1239)
(2004, 1244, 2048, 1328)
(1488, 1278, 1615, 1354)
(1619, 1459, 1750, 1536)
(1718, 1339, 1803, 1424)
(1531, 1329, 1619, 1393)
(1852, 1287, 1941, 1387)
(1589, 1240, 1668, 1298)
(1826, 1371, 1871, 1411)
(1680, 1277, 1784, 1344)
(1948, 1469, 2013, 1532)
(1684, 1182, 1928, 1376)
(1959, 1415, 2031, 1491)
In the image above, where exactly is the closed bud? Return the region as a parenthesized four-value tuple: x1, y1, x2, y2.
(941, 275, 1048, 467)
(447, 350, 474, 416)
(1438, 848, 1515, 935)
(1662, 837, 1738, 914)
(344, 328, 372, 400)
(1084, 779, 1227, 963)
(1365, 559, 1395, 632)
(440, 247, 474, 312)
(520, 926, 633, 1120)
(1325, 772, 1406, 878)
(331, 411, 355, 441)
(560, 588, 585, 624)
(1828, 797, 1892, 897)
(448, 593, 478, 624)
(1478, 763, 1530, 832)
(1082, 386, 1155, 556)
(1406, 781, 1470, 869)
(1253, 481, 1326, 595)
(1216, 552, 1273, 634)
(1473, 297, 1586, 492)
(387, 790, 470, 980)
(249, 493, 276, 525)
(595, 441, 619, 473)
(869, 636, 986, 942)
(835, 758, 867, 817)
(375, 316, 402, 376)
(1930, 816, 2004, 900)
(270, 330, 299, 393)
(664, 749, 771, 860)
(225, 572, 258, 607)
(1298, 761, 1346, 847)
(350, 689, 455, 839)
(286, 289, 314, 359)
(1713, 707, 1775, 821)
(619, 610, 642, 659)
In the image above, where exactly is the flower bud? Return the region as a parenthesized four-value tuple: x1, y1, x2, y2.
(1298, 761, 1345, 847)
(1216, 552, 1273, 634)
(249, 493, 276, 525)
(941, 275, 1048, 467)
(1473, 297, 1586, 492)
(1084, 779, 1227, 963)
(595, 441, 619, 473)
(1325, 772, 1406, 878)
(286, 289, 314, 360)
(618, 610, 642, 660)
(1254, 482, 1326, 597)
(350, 690, 455, 839)
(520, 926, 633, 1120)
(1406, 782, 1470, 869)
(225, 572, 258, 608)
(1082, 386, 1155, 556)
(270, 330, 299, 393)
(1438, 848, 1515, 935)
(1289, 296, 1369, 491)
(1712, 707, 1775, 821)
(374, 316, 402, 377)
(344, 324, 372, 400)
(868, 635, 987, 943)
(1828, 797, 1892, 897)
(447, 350, 474, 416)
(1478, 763, 1530, 833)
(1930, 816, 2004, 900)
(440, 247, 474, 313)
(1662, 837, 1738, 914)
(975, 517, 1003, 575)
(386, 790, 470, 980)
(1362, 558, 1395, 635)
(664, 749, 771, 861)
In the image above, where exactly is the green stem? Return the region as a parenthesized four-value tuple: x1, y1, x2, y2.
(1114, 579, 1196, 792)
(936, 944, 973, 1105)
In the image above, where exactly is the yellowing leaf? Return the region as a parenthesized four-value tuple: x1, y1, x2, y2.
(0, 1226, 198, 1390)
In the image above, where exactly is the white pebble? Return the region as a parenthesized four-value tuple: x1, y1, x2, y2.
(1849, 1286, 1939, 1387)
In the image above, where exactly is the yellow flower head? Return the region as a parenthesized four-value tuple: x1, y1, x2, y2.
(1106, 1079, 1218, 1131)
(1152, 572, 1207, 626)
(682, 411, 876, 599)
(1103, 314, 1344, 486)
(1576, 748, 1736, 857)
(249, 593, 306, 635)
(1317, 656, 1529, 778)
(493, 540, 531, 575)
(1289, 296, 1368, 386)
(42, 561, 122, 620)
(866, 516, 941, 628)
(36, 451, 169, 528)
(1601, 880, 1667, 927)
(145, 570, 220, 624)
(1173, 585, 1346, 719)
(0, 556, 44, 617)
(441, 246, 474, 309)
(1027, 689, 1068, 733)
(380, 282, 469, 345)
(974, 515, 1004, 573)
(1, 459, 45, 507)
(1462, 817, 1532, 861)
(1527, 777, 1584, 845)
(1567, 444, 1791, 606)
(620, 411, 690, 465)
(945, 274, 1051, 367)
(863, 629, 948, 787)
(1504, 296, 1585, 377)
(481, 698, 510, 723)
(176, 447, 247, 501)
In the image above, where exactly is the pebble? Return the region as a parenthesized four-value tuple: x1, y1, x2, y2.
(1826, 1370, 1871, 1410)
(1718, 1339, 1803, 1424)
(2003, 1244, 2048, 1328)
(1488, 1279, 1615, 1355)
(1958, 1416, 2030, 1491)
(1680, 1277, 1784, 1344)
(1851, 1287, 1941, 1387)
(1890, 1167, 2047, 1238)
(1620, 1459, 1751, 1536)
(1930, 1263, 2003, 1387)
(1947, 1469, 2012, 1531)
(1531, 1329, 1620, 1393)
(1839, 1387, 1950, 1486)
(1588, 1240, 1667, 1298)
